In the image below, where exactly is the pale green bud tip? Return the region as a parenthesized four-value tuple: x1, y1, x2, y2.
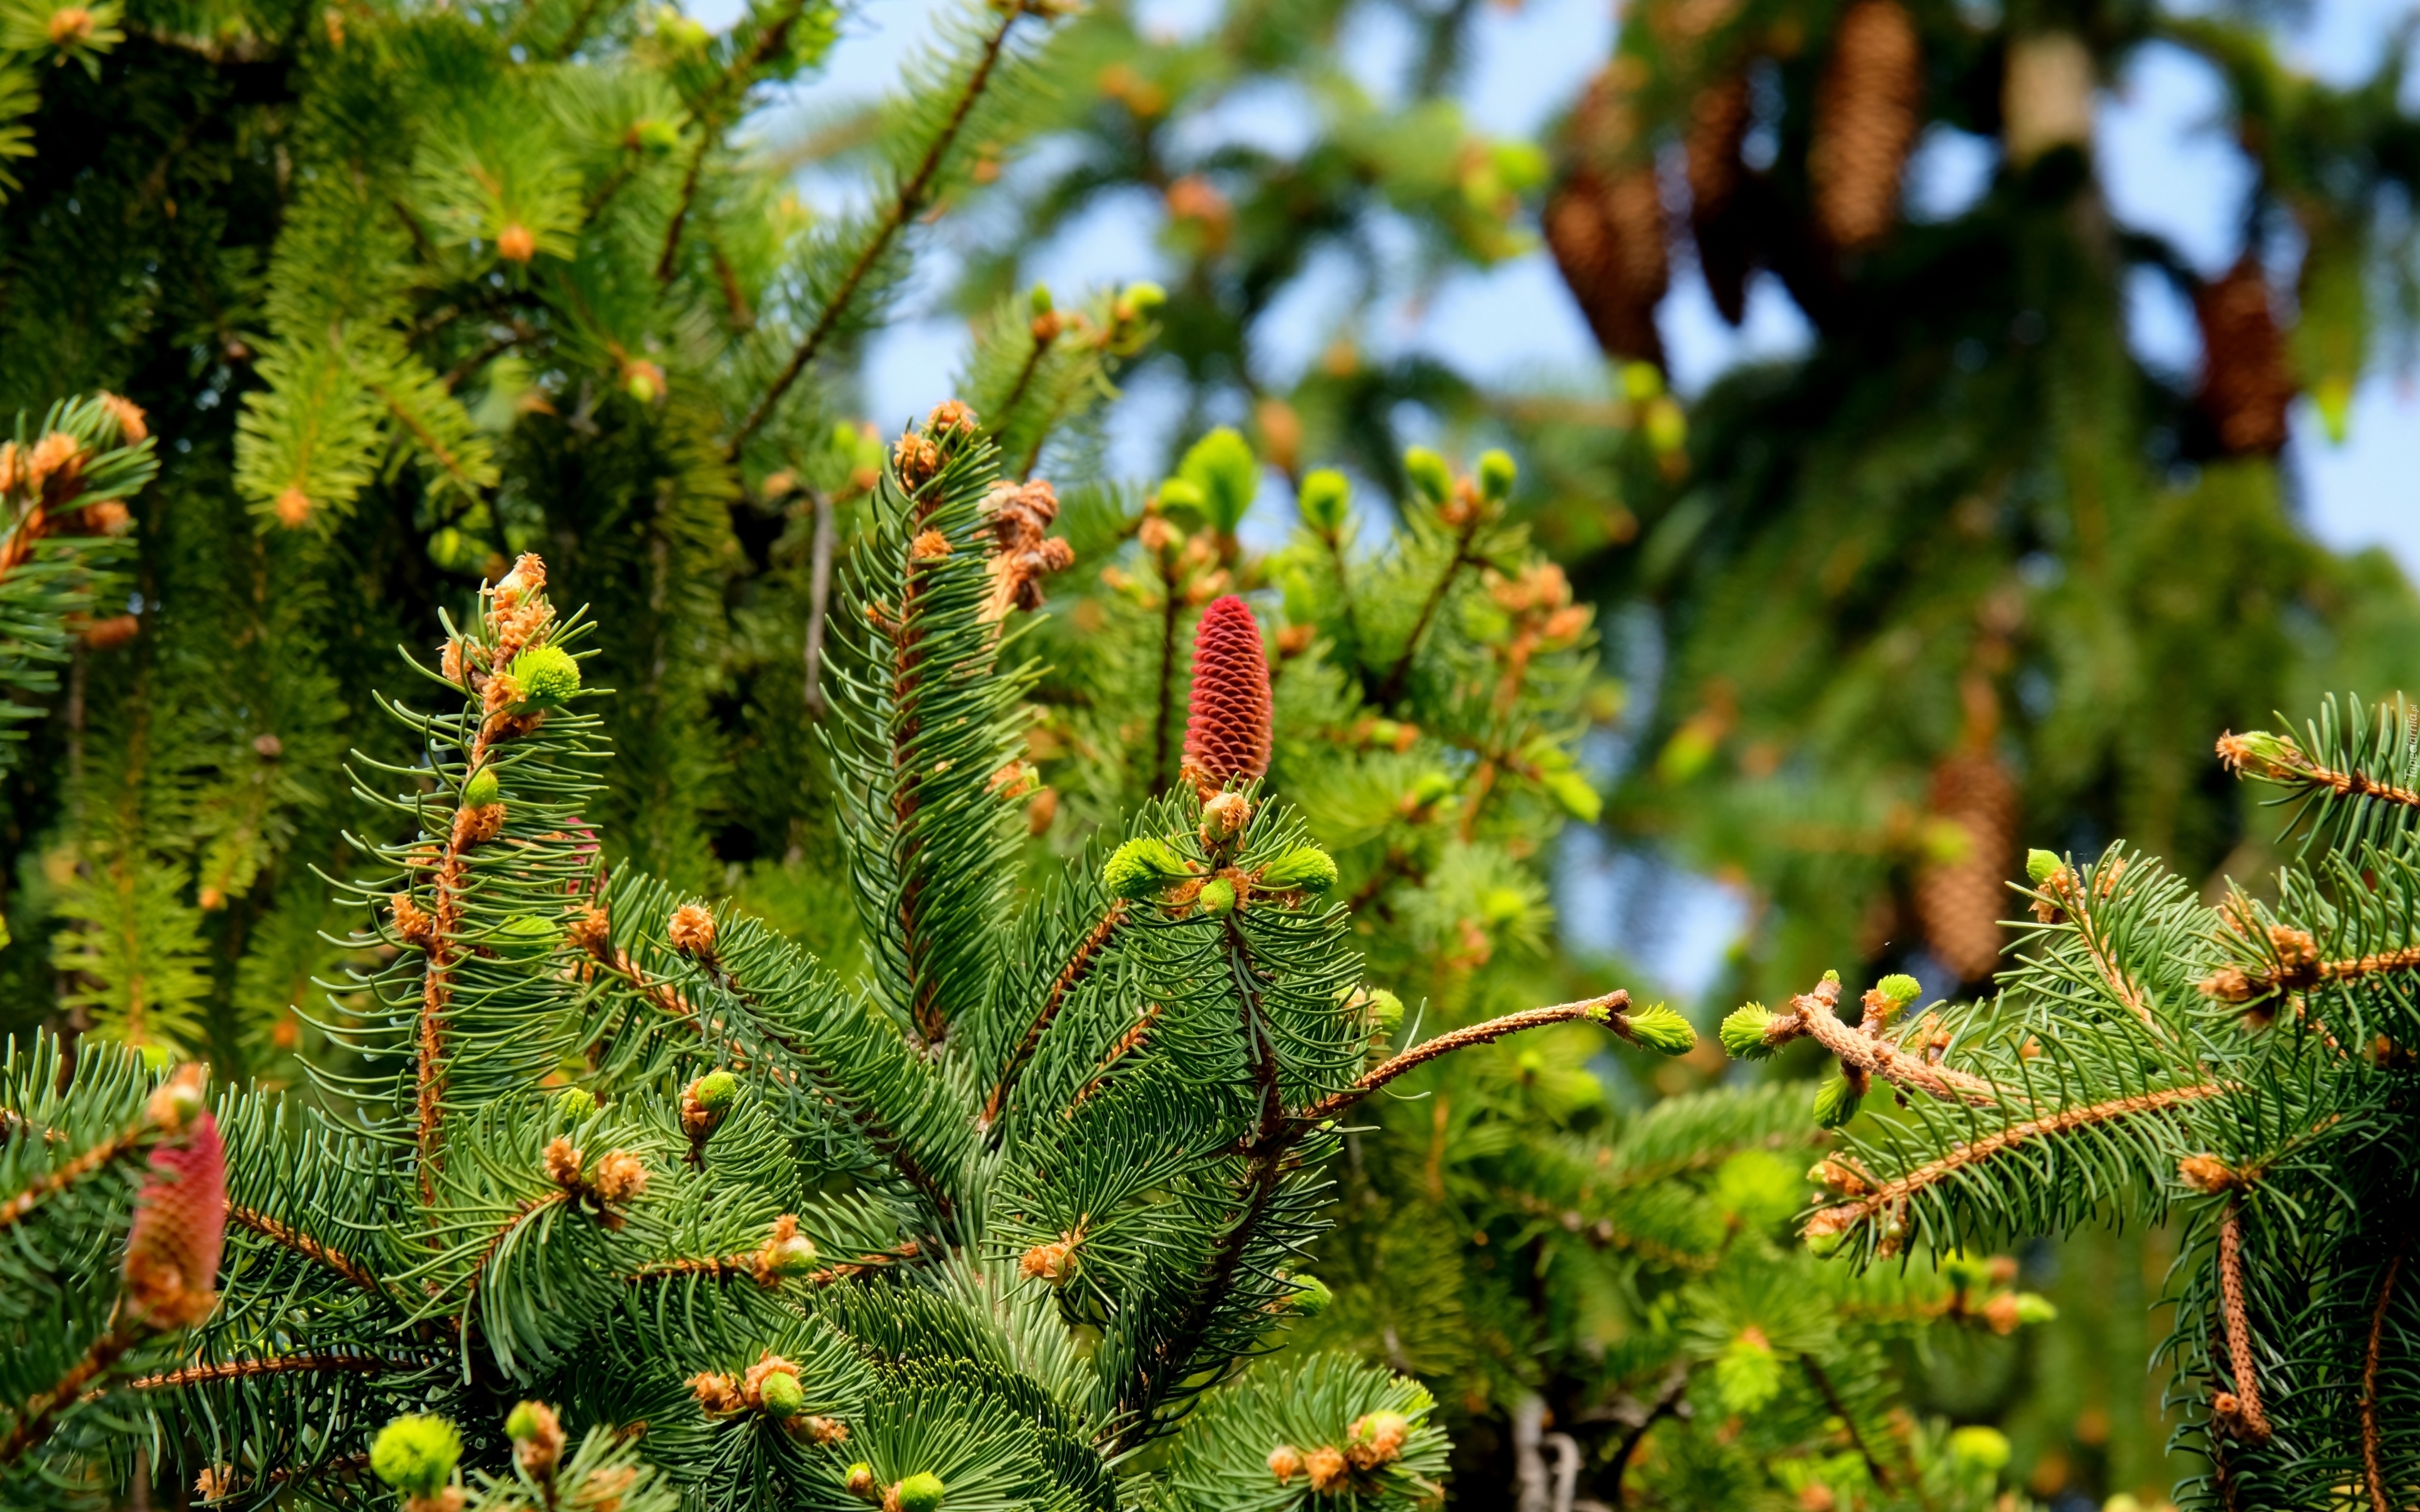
(1476, 449, 1516, 502)
(1121, 282, 1167, 312)
(1821, 969, 1840, 985)
(1103, 837, 1189, 899)
(1364, 988, 1403, 1029)
(1620, 1004, 1696, 1056)
(462, 765, 500, 809)
(504, 1401, 547, 1442)
(1028, 284, 1053, 314)
(1197, 878, 1237, 915)
(370, 1414, 462, 1496)
(2025, 848, 2065, 885)
(1947, 1425, 2012, 1472)
(693, 1070, 739, 1111)
(768, 1233, 819, 1275)
(1257, 846, 1338, 895)
(1298, 467, 1351, 531)
(497, 915, 560, 960)
(1812, 1075, 1863, 1130)
(512, 644, 582, 706)
(1403, 447, 1453, 505)
(758, 1370, 805, 1419)
(895, 1472, 946, 1512)
(1286, 1273, 1334, 1315)
(1719, 1005, 1777, 1060)
(2012, 1292, 2058, 1325)
(1875, 973, 1922, 1007)
(1804, 1225, 1848, 1258)
(555, 1086, 597, 1118)
(1619, 361, 1662, 401)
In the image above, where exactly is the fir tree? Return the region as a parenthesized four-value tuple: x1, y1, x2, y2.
(1724, 696, 2420, 1512)
(0, 403, 1686, 1509)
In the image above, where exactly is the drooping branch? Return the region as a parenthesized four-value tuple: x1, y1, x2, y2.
(727, 5, 1030, 459)
(981, 903, 1126, 1131)
(1804, 1082, 2227, 1237)
(1286, 991, 1632, 1133)
(2213, 1202, 2274, 1443)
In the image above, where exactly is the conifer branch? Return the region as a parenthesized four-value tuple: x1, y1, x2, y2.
(226, 1205, 388, 1297)
(655, 0, 818, 283)
(2215, 1202, 2274, 1443)
(981, 902, 1126, 1131)
(1373, 512, 1484, 707)
(2365, 1235, 2407, 1512)
(1799, 1354, 1893, 1489)
(1286, 992, 1630, 1133)
(1758, 976, 2004, 1106)
(728, 6, 1029, 459)
(1805, 1082, 2225, 1238)
(0, 1115, 157, 1234)
(2041, 868, 2158, 1028)
(113, 1353, 402, 1395)
(630, 1239, 919, 1289)
(1, 1323, 137, 1469)
(2219, 729, 2420, 811)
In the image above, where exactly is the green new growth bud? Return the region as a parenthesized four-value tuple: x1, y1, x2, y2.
(2012, 1292, 2058, 1325)
(1029, 284, 1054, 315)
(1257, 847, 1337, 895)
(1297, 467, 1350, 532)
(1939, 1249, 1991, 1291)
(1363, 988, 1404, 1030)
(846, 1463, 879, 1502)
(1644, 396, 1686, 455)
(496, 914, 560, 960)
(1947, 1425, 2012, 1472)
(1619, 361, 1662, 401)
(510, 644, 582, 707)
(1543, 769, 1603, 823)
(758, 1370, 805, 1419)
(767, 1230, 819, 1276)
(1156, 476, 1207, 522)
(1875, 974, 1922, 1009)
(1408, 770, 1458, 808)
(1476, 449, 1516, 502)
(504, 1401, 548, 1441)
(2025, 848, 2065, 885)
(692, 1070, 740, 1112)
(894, 1472, 946, 1512)
(1119, 281, 1167, 314)
(1103, 837, 1190, 899)
(371, 1414, 462, 1497)
(1813, 1074, 1864, 1130)
(1178, 427, 1259, 532)
(1286, 1273, 1333, 1315)
(631, 117, 681, 152)
(1620, 1004, 1697, 1056)
(461, 764, 500, 809)
(1804, 1225, 1848, 1259)
(555, 1086, 597, 1119)
(1821, 969, 1841, 985)
(1719, 1005, 1778, 1060)
(1403, 447, 1453, 505)
(1197, 878, 1236, 916)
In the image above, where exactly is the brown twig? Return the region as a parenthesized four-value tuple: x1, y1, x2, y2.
(981, 904, 1127, 1131)
(727, 5, 1029, 459)
(1286, 992, 1630, 1133)
(1758, 976, 2004, 1107)
(0, 1116, 155, 1234)
(1801, 1354, 1893, 1489)
(1, 1324, 137, 1468)
(2216, 1201, 2276, 1443)
(226, 1205, 387, 1297)
(110, 1352, 400, 1397)
(2364, 1235, 2408, 1512)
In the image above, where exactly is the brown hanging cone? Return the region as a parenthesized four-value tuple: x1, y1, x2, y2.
(1915, 751, 2019, 983)
(1809, 0, 1922, 252)
(2195, 259, 2295, 456)
(1686, 73, 1755, 326)
(1543, 69, 1668, 365)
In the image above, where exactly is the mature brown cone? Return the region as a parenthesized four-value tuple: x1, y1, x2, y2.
(1809, 0, 1922, 252)
(1182, 594, 1272, 792)
(1544, 69, 1669, 365)
(2195, 259, 2295, 455)
(1686, 74, 1754, 325)
(1915, 751, 2018, 984)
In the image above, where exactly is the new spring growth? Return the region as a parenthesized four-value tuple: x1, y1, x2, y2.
(1476, 449, 1516, 503)
(1403, 447, 1453, 507)
(505, 1400, 564, 1480)
(371, 1415, 463, 1499)
(758, 1370, 806, 1419)
(1197, 877, 1238, 916)
(1298, 468, 1351, 534)
(1112, 280, 1166, 324)
(509, 644, 581, 707)
(1103, 836, 1192, 899)
(1285, 1273, 1333, 1315)
(2213, 728, 2301, 782)
(892, 1472, 947, 1512)
(1361, 988, 1404, 1031)
(683, 1070, 739, 1140)
(1813, 1073, 1864, 1130)
(1256, 845, 1337, 895)
(846, 1464, 879, 1502)
(495, 915, 560, 961)
(555, 1086, 598, 1119)
(1720, 1003, 1780, 1059)
(1615, 1003, 1697, 1056)
(2025, 848, 2065, 885)
(461, 764, 500, 810)
(761, 1215, 819, 1278)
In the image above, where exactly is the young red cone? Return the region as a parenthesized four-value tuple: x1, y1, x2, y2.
(124, 1111, 227, 1329)
(1182, 595, 1271, 793)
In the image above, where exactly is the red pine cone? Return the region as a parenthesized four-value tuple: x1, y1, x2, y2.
(1183, 595, 1272, 793)
(1915, 752, 2019, 985)
(2195, 259, 2295, 456)
(123, 1111, 227, 1329)
(1810, 0, 1922, 252)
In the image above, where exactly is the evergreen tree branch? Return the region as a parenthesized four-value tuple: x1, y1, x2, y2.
(2040, 868, 2158, 1028)
(113, 1353, 403, 1395)
(1756, 976, 2005, 1106)
(1799, 1354, 1893, 1490)
(1806, 1083, 2225, 1239)
(2215, 1201, 2275, 1443)
(226, 1204, 388, 1297)
(0, 1322, 138, 1469)
(653, 0, 819, 284)
(1607, 1365, 1691, 1509)
(2220, 728, 2420, 811)
(1373, 511, 1484, 707)
(981, 902, 1127, 1131)
(803, 488, 836, 717)
(728, 5, 1029, 459)
(1284, 992, 1631, 1133)
(2365, 1234, 2408, 1512)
